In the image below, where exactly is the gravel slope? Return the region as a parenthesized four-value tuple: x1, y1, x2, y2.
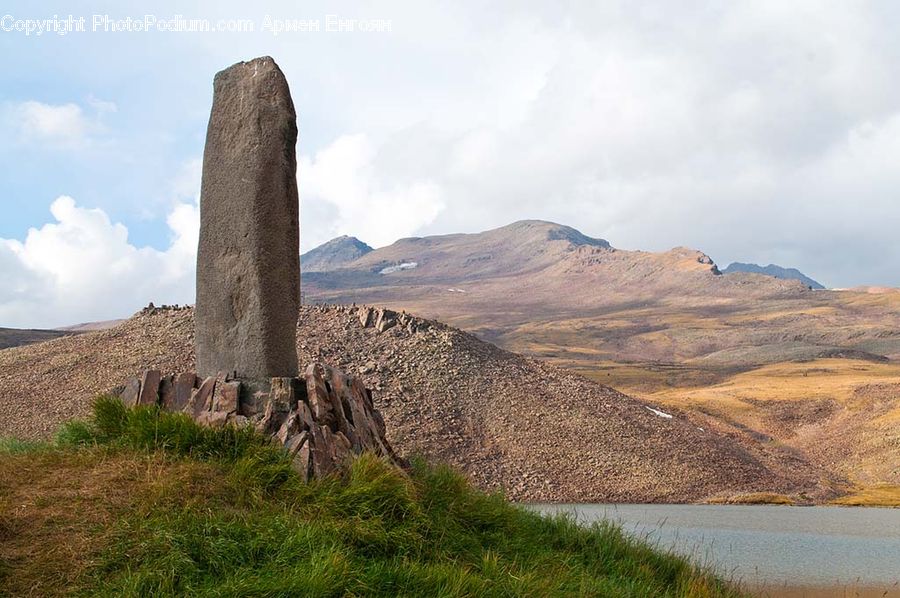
(0, 305, 830, 502)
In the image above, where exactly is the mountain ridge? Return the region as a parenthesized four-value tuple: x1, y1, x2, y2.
(723, 262, 825, 290)
(301, 219, 899, 369)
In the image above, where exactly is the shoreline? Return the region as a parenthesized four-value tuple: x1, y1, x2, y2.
(751, 584, 900, 598)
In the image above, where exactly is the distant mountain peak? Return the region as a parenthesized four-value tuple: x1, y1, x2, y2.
(723, 262, 825, 289)
(500, 220, 611, 248)
(301, 236, 374, 273)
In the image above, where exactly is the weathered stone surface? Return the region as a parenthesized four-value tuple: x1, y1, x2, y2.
(237, 379, 271, 417)
(319, 366, 355, 440)
(311, 427, 353, 478)
(119, 378, 141, 407)
(275, 412, 302, 445)
(285, 430, 308, 455)
(173, 372, 198, 411)
(374, 309, 397, 333)
(270, 377, 299, 412)
(187, 376, 217, 418)
(212, 380, 241, 414)
(195, 56, 300, 380)
(358, 307, 373, 328)
(293, 437, 311, 481)
(304, 363, 334, 425)
(159, 375, 176, 410)
(138, 370, 161, 406)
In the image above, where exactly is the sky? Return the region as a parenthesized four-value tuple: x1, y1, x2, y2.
(2, 1, 900, 328)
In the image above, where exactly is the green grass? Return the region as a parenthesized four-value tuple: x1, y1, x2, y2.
(0, 436, 49, 454)
(0, 397, 746, 597)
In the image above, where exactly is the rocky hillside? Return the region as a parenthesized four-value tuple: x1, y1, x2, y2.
(0, 327, 71, 350)
(0, 305, 833, 503)
(301, 235, 373, 273)
(723, 262, 825, 289)
(302, 220, 900, 368)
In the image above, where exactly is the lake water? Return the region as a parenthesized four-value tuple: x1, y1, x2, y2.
(530, 504, 900, 597)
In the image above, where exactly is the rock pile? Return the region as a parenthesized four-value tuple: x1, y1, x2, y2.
(355, 306, 423, 334)
(114, 361, 399, 480)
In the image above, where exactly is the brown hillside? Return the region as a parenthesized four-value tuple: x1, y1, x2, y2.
(0, 328, 72, 350)
(0, 306, 835, 503)
(303, 220, 900, 367)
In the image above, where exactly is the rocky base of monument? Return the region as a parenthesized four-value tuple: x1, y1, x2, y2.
(113, 362, 400, 480)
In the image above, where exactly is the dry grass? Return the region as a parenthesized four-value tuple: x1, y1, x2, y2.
(0, 448, 229, 596)
(647, 359, 900, 406)
(576, 361, 735, 395)
(576, 358, 900, 505)
(706, 493, 795, 506)
(830, 485, 900, 507)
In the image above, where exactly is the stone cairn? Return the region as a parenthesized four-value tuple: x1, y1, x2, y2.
(114, 57, 399, 479)
(116, 363, 397, 480)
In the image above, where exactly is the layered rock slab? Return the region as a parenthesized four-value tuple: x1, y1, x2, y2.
(116, 362, 399, 480)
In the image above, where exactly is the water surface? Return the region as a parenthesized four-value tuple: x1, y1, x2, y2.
(531, 504, 900, 595)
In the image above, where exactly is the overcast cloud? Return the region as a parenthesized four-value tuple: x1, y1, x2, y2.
(2, 1, 900, 327)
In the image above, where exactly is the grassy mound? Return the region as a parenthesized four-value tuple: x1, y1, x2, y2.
(0, 397, 745, 597)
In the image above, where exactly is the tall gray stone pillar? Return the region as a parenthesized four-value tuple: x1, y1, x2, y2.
(195, 56, 300, 379)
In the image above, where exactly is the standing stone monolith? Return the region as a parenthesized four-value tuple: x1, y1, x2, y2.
(195, 56, 300, 380)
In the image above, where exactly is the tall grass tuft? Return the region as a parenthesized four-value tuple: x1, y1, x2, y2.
(60, 395, 277, 459)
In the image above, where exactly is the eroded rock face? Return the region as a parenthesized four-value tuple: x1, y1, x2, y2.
(116, 362, 399, 480)
(195, 56, 301, 380)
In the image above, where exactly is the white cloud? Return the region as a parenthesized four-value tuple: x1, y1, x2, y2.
(86, 95, 118, 115)
(0, 194, 198, 329)
(6, 97, 117, 148)
(16, 101, 91, 146)
(299, 134, 444, 249)
(291, 1, 900, 287)
(5, 0, 900, 329)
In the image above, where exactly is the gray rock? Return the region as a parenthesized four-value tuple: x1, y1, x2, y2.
(119, 378, 141, 407)
(195, 56, 301, 380)
(187, 376, 217, 418)
(270, 377, 299, 412)
(173, 372, 198, 411)
(197, 411, 229, 428)
(375, 309, 397, 333)
(138, 370, 161, 406)
(293, 437, 311, 481)
(158, 375, 176, 410)
(212, 380, 241, 414)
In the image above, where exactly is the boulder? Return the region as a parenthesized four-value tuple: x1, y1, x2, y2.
(374, 309, 397, 333)
(115, 360, 399, 481)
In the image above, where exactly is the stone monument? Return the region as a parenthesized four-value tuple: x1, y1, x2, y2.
(114, 57, 399, 480)
(195, 56, 300, 380)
